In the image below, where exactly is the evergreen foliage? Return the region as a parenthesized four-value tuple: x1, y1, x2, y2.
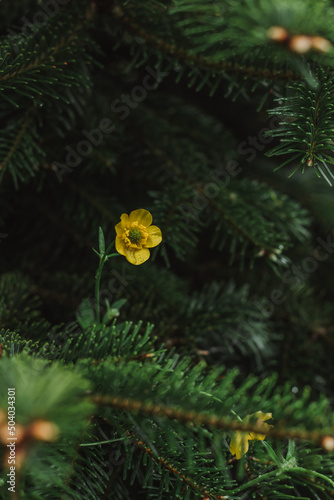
(0, 1, 334, 499)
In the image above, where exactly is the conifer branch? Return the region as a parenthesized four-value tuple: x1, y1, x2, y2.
(0, 2, 96, 108)
(266, 67, 334, 185)
(91, 394, 334, 448)
(111, 5, 300, 82)
(145, 138, 284, 255)
(124, 429, 225, 499)
(197, 185, 276, 253)
(0, 112, 31, 172)
(2, 2, 334, 498)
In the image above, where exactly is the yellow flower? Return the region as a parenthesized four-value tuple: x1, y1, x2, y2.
(229, 411, 273, 460)
(115, 209, 162, 265)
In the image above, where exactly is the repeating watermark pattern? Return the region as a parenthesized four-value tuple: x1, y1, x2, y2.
(94, 267, 135, 313)
(234, 232, 334, 342)
(7, 0, 73, 53)
(46, 264, 135, 356)
(175, 106, 334, 350)
(253, 234, 334, 321)
(52, 66, 168, 182)
(178, 116, 281, 224)
(237, 116, 281, 163)
(174, 110, 332, 352)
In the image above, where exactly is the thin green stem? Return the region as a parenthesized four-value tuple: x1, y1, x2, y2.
(94, 239, 119, 324)
(95, 255, 105, 325)
(230, 409, 243, 422)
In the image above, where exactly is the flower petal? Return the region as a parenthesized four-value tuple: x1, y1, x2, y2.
(115, 222, 125, 236)
(125, 248, 150, 265)
(115, 214, 130, 236)
(249, 423, 273, 441)
(129, 209, 152, 228)
(115, 236, 127, 256)
(247, 412, 273, 441)
(257, 412, 272, 421)
(249, 431, 266, 441)
(121, 213, 130, 225)
(229, 431, 249, 460)
(146, 225, 162, 248)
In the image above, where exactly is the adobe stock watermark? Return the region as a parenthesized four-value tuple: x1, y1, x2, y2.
(7, 0, 72, 53)
(46, 264, 135, 357)
(234, 232, 334, 343)
(178, 116, 281, 225)
(52, 66, 168, 182)
(236, 115, 281, 163)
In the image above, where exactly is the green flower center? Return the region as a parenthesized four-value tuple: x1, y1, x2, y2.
(128, 229, 142, 243)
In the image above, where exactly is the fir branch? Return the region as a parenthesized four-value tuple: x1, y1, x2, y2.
(47, 320, 159, 364)
(111, 5, 301, 84)
(123, 428, 222, 500)
(0, 1, 96, 106)
(0, 329, 40, 356)
(0, 111, 43, 186)
(266, 66, 334, 185)
(123, 100, 310, 267)
(90, 392, 333, 448)
(59, 420, 110, 500)
(0, 113, 30, 169)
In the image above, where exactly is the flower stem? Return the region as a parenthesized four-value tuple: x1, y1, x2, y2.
(95, 255, 105, 325)
(94, 239, 117, 324)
